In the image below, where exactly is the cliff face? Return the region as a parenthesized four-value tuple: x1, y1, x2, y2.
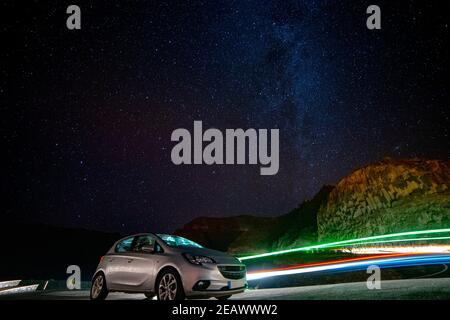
(317, 159, 450, 241)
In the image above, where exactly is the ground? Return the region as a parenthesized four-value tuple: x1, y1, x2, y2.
(2, 278, 450, 300)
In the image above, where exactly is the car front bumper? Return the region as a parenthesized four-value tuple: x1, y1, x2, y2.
(180, 263, 247, 297)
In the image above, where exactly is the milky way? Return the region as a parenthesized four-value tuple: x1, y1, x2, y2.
(5, 1, 449, 233)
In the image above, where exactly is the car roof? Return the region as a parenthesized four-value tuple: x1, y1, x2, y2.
(117, 232, 155, 240)
(115, 232, 179, 243)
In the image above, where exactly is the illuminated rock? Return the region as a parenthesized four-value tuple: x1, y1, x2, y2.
(318, 159, 450, 241)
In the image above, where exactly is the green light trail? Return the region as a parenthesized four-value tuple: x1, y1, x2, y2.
(337, 236, 450, 247)
(239, 228, 450, 261)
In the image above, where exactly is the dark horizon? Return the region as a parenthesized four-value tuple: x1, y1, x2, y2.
(4, 1, 449, 235)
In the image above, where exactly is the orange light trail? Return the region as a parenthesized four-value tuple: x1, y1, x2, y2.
(248, 252, 426, 275)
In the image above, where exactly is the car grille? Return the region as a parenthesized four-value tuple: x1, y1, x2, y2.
(218, 265, 246, 280)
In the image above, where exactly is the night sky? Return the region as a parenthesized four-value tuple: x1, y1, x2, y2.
(4, 1, 449, 234)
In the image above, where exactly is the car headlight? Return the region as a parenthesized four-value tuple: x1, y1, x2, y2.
(183, 253, 216, 265)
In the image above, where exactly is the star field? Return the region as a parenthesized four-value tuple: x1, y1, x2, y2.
(4, 1, 449, 233)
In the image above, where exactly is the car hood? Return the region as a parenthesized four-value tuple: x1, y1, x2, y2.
(172, 246, 242, 265)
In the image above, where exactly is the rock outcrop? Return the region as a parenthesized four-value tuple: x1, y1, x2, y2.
(317, 159, 450, 241)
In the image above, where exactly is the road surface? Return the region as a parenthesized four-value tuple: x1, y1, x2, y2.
(3, 278, 450, 300)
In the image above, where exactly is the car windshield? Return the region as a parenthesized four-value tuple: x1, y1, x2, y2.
(156, 234, 203, 248)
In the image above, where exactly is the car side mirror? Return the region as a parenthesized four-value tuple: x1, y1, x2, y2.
(141, 245, 155, 253)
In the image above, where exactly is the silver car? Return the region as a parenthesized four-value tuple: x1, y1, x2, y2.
(90, 233, 247, 300)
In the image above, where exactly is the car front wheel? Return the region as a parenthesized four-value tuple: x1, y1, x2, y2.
(90, 272, 108, 300)
(156, 269, 185, 300)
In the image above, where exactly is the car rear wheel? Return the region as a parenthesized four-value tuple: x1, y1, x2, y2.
(90, 272, 108, 300)
(156, 269, 185, 300)
(216, 295, 232, 300)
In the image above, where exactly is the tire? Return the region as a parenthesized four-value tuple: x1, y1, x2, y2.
(144, 292, 156, 300)
(216, 295, 232, 300)
(90, 272, 109, 300)
(156, 269, 185, 300)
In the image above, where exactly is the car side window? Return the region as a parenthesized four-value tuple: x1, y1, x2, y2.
(132, 235, 155, 252)
(115, 237, 134, 253)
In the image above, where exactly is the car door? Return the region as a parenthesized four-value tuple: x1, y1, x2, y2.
(105, 236, 137, 291)
(123, 234, 159, 291)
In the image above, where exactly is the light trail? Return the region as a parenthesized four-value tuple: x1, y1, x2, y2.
(335, 236, 450, 254)
(247, 253, 450, 281)
(239, 228, 450, 261)
(339, 236, 450, 247)
(248, 253, 416, 274)
(339, 245, 450, 254)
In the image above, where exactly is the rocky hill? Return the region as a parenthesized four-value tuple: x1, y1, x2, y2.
(175, 158, 450, 253)
(317, 158, 450, 241)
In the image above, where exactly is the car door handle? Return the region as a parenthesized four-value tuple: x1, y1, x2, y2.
(127, 259, 134, 263)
